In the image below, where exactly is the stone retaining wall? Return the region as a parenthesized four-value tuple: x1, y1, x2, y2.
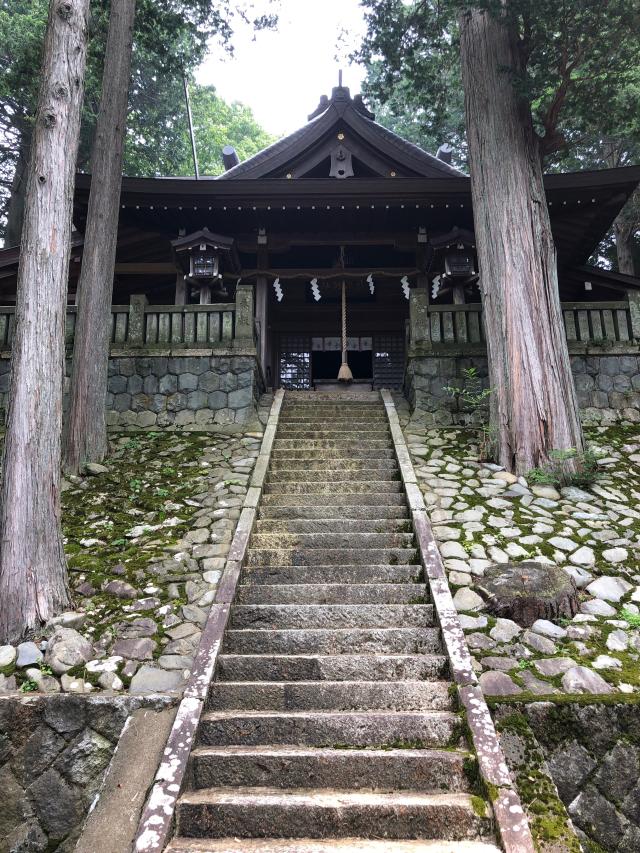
(406, 352, 640, 425)
(0, 352, 264, 429)
(494, 700, 640, 853)
(0, 694, 173, 853)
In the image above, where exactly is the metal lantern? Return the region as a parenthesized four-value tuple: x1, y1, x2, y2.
(190, 244, 220, 279)
(444, 244, 475, 278)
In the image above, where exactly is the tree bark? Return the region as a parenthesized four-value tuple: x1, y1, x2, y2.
(5, 125, 31, 248)
(614, 211, 637, 277)
(459, 7, 584, 474)
(0, 0, 90, 644)
(63, 0, 136, 473)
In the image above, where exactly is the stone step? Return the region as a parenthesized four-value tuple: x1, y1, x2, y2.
(273, 439, 394, 450)
(241, 565, 422, 585)
(276, 429, 391, 439)
(189, 745, 470, 791)
(280, 417, 390, 426)
(198, 710, 461, 748)
(222, 628, 442, 656)
(229, 604, 434, 630)
(254, 519, 411, 535)
(207, 681, 453, 712)
(268, 459, 399, 473)
(235, 583, 427, 605)
(175, 788, 491, 840)
(215, 654, 449, 683)
(259, 505, 409, 520)
(267, 471, 400, 484)
(244, 548, 418, 567)
(166, 838, 502, 853)
(249, 533, 414, 550)
(264, 482, 403, 495)
(260, 493, 407, 507)
(270, 449, 397, 461)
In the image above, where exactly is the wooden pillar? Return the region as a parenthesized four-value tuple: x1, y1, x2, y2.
(174, 274, 187, 305)
(256, 235, 270, 381)
(452, 282, 466, 304)
(628, 290, 640, 340)
(199, 284, 212, 305)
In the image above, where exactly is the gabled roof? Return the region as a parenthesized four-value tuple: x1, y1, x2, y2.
(218, 85, 464, 181)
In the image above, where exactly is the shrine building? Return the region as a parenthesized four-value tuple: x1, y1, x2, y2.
(1, 83, 640, 427)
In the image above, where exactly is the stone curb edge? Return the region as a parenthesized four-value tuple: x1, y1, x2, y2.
(130, 389, 285, 852)
(380, 390, 535, 853)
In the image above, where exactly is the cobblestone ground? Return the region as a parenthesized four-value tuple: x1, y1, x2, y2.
(0, 411, 270, 695)
(397, 403, 640, 698)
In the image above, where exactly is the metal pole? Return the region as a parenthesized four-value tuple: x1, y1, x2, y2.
(183, 75, 200, 180)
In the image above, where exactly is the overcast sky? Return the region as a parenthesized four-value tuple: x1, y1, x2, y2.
(196, 0, 368, 137)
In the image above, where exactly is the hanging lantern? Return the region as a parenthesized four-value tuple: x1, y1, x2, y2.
(171, 228, 239, 302)
(444, 243, 475, 278)
(190, 244, 219, 279)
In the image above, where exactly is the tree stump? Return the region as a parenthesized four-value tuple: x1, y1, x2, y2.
(477, 561, 579, 627)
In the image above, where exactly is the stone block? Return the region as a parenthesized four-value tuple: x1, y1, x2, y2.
(613, 374, 632, 391)
(178, 373, 198, 391)
(149, 394, 166, 414)
(174, 410, 195, 426)
(135, 357, 154, 377)
(208, 391, 228, 410)
(574, 373, 594, 392)
(593, 741, 640, 805)
(546, 740, 596, 803)
(237, 369, 253, 389)
(620, 355, 638, 373)
(168, 357, 187, 375)
(159, 374, 177, 394)
(597, 373, 614, 392)
(166, 392, 187, 412)
(137, 411, 157, 428)
(55, 728, 113, 788)
(199, 371, 221, 392)
(228, 386, 253, 409)
(143, 375, 159, 394)
(187, 390, 208, 410)
(220, 371, 238, 392)
(150, 357, 168, 377)
(108, 375, 127, 394)
(131, 393, 151, 412)
(29, 768, 84, 842)
(127, 374, 143, 395)
(194, 408, 214, 424)
(569, 785, 628, 850)
(185, 356, 208, 375)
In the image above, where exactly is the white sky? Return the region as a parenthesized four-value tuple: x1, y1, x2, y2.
(196, 0, 368, 137)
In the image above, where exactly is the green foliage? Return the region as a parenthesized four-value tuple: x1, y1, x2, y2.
(356, 0, 640, 266)
(443, 367, 492, 412)
(621, 607, 640, 629)
(0, 0, 277, 239)
(526, 447, 601, 489)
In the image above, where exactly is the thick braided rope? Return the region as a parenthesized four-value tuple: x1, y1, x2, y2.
(341, 279, 347, 360)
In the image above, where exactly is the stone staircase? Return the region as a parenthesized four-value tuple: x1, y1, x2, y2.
(166, 392, 500, 853)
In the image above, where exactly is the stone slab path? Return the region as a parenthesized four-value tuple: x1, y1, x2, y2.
(166, 393, 499, 852)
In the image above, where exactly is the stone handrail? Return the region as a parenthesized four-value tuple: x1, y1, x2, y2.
(409, 297, 638, 352)
(0, 290, 258, 352)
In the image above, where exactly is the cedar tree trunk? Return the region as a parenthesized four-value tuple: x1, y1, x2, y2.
(63, 0, 136, 473)
(5, 125, 31, 248)
(0, 0, 90, 643)
(459, 7, 584, 474)
(614, 213, 637, 276)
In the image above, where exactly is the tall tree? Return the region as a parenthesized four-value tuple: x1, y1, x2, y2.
(0, 0, 278, 243)
(63, 0, 136, 473)
(357, 0, 640, 472)
(0, 0, 89, 643)
(459, 7, 583, 473)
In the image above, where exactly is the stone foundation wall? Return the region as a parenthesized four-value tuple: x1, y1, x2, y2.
(405, 352, 640, 425)
(494, 700, 640, 853)
(0, 694, 172, 852)
(0, 352, 264, 429)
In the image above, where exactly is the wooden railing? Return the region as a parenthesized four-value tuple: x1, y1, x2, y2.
(412, 300, 637, 350)
(0, 296, 253, 352)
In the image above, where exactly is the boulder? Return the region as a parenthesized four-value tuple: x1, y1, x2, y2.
(44, 628, 92, 675)
(477, 561, 579, 627)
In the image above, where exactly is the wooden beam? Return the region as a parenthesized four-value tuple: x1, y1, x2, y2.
(114, 262, 177, 275)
